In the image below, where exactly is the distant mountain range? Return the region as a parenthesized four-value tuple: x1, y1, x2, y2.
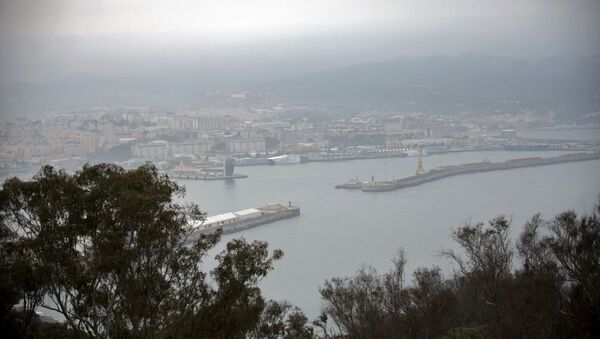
(262, 55, 600, 117)
(1, 55, 599, 117)
(0, 73, 213, 115)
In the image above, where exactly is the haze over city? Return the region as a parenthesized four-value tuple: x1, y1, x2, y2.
(1, 0, 599, 82)
(0, 1, 599, 338)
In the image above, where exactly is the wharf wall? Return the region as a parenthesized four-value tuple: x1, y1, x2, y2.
(188, 206, 300, 241)
(170, 174, 248, 181)
(218, 207, 300, 234)
(354, 152, 600, 193)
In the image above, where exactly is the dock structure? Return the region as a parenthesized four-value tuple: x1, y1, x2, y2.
(336, 152, 600, 193)
(168, 173, 248, 181)
(168, 158, 247, 180)
(188, 202, 300, 239)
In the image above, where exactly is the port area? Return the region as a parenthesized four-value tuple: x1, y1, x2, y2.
(336, 152, 600, 193)
(308, 149, 410, 162)
(168, 173, 248, 181)
(189, 203, 300, 239)
(167, 158, 247, 181)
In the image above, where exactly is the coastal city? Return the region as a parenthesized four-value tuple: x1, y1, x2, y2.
(1, 103, 599, 180)
(2, 1, 600, 337)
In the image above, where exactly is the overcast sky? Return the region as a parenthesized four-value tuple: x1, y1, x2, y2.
(1, 0, 599, 83)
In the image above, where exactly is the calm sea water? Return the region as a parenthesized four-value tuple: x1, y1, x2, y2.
(179, 150, 600, 319)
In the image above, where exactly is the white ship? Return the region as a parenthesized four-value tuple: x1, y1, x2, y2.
(403, 149, 428, 157)
(267, 154, 303, 165)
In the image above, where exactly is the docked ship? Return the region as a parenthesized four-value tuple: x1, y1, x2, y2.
(335, 175, 397, 191)
(267, 154, 305, 165)
(403, 149, 429, 157)
(334, 176, 368, 189)
(190, 202, 300, 236)
(361, 180, 397, 192)
(236, 157, 271, 166)
(167, 159, 247, 181)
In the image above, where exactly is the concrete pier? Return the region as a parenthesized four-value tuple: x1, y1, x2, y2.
(336, 152, 600, 193)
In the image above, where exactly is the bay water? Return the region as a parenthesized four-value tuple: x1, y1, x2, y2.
(179, 150, 600, 319)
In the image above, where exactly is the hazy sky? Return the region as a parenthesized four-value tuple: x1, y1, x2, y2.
(1, 0, 599, 82)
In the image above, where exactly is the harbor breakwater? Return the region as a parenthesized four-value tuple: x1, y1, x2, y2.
(336, 152, 600, 193)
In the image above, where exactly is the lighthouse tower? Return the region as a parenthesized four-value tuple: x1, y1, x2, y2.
(415, 145, 425, 175)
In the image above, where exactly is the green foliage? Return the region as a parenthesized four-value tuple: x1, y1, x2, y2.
(252, 300, 291, 339)
(4, 162, 599, 338)
(320, 201, 600, 339)
(518, 206, 600, 337)
(0, 163, 283, 338)
(250, 300, 313, 339)
(444, 326, 483, 339)
(284, 307, 313, 339)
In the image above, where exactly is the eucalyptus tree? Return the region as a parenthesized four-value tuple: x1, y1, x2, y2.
(0, 163, 282, 338)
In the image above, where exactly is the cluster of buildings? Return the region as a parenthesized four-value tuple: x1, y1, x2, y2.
(0, 106, 593, 177)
